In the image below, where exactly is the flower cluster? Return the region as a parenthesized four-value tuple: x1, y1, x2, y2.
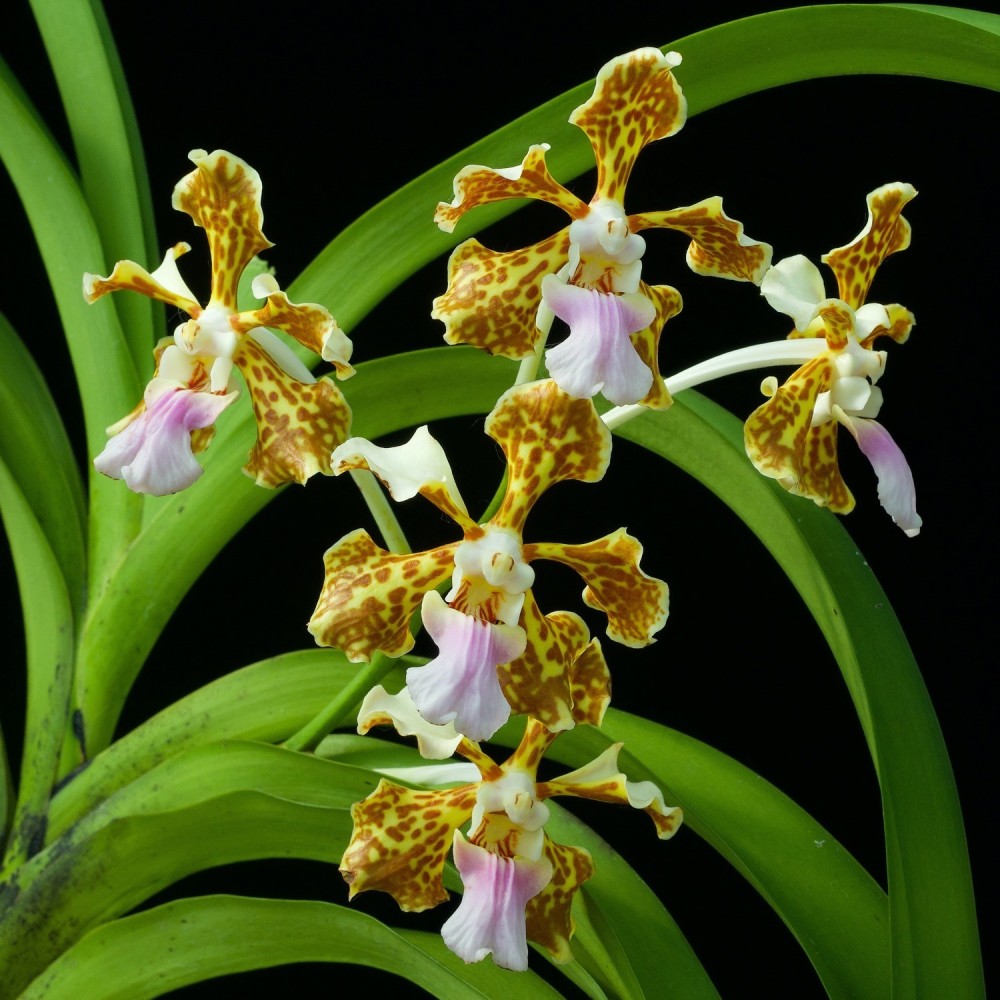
(83, 45, 923, 976)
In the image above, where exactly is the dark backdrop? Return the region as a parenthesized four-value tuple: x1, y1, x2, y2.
(3, 2, 995, 996)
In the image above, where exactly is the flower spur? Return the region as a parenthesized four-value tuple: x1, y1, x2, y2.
(745, 182, 921, 535)
(84, 148, 354, 495)
(308, 379, 669, 740)
(432, 47, 771, 409)
(340, 691, 681, 969)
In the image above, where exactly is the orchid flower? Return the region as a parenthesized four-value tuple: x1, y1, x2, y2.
(340, 689, 681, 969)
(84, 149, 354, 495)
(745, 182, 921, 536)
(433, 47, 772, 409)
(308, 379, 669, 739)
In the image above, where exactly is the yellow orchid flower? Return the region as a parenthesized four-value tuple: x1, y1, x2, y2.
(746, 182, 920, 535)
(309, 380, 668, 739)
(85, 149, 353, 494)
(433, 48, 771, 409)
(341, 690, 680, 969)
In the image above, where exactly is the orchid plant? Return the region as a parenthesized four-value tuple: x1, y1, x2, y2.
(0, 2, 994, 998)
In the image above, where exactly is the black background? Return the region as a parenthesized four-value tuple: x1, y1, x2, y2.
(2, 1, 996, 996)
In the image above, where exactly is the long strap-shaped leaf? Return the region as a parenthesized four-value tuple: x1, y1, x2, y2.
(0, 311, 86, 610)
(17, 896, 564, 1000)
(0, 458, 74, 872)
(28, 0, 160, 371)
(614, 392, 982, 998)
(0, 57, 144, 599)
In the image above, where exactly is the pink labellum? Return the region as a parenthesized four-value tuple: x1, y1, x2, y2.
(94, 387, 236, 496)
(542, 276, 656, 404)
(441, 832, 552, 971)
(844, 415, 922, 537)
(406, 591, 526, 741)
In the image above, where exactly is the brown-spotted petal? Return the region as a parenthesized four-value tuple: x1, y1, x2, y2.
(525, 836, 595, 963)
(526, 529, 669, 648)
(634, 282, 682, 411)
(539, 743, 683, 839)
(308, 530, 457, 662)
(745, 356, 855, 514)
(172, 149, 273, 310)
(234, 337, 352, 487)
(340, 779, 478, 912)
(497, 592, 589, 733)
(823, 182, 916, 308)
(435, 144, 587, 233)
(432, 232, 571, 360)
(570, 48, 686, 204)
(631, 196, 773, 283)
(568, 638, 611, 728)
(83, 242, 202, 315)
(232, 273, 354, 376)
(487, 380, 611, 534)
(863, 303, 915, 349)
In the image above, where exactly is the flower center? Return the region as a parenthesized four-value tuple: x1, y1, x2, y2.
(812, 338, 887, 427)
(174, 304, 239, 392)
(448, 528, 535, 625)
(567, 200, 646, 294)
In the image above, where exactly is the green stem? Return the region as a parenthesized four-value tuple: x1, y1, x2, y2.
(281, 653, 396, 753)
(348, 469, 410, 554)
(282, 466, 413, 752)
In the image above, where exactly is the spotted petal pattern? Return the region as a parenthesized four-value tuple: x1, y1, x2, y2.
(488, 380, 611, 533)
(236, 337, 351, 487)
(527, 529, 670, 647)
(824, 182, 915, 307)
(308, 531, 458, 661)
(632, 196, 773, 283)
(525, 837, 595, 963)
(570, 48, 686, 202)
(172, 149, 272, 309)
(433, 49, 770, 408)
(340, 780, 478, 912)
(85, 149, 354, 493)
(432, 232, 571, 359)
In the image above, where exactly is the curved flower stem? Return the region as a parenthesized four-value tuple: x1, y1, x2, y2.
(281, 652, 398, 753)
(281, 470, 412, 753)
(602, 338, 826, 430)
(349, 468, 411, 554)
